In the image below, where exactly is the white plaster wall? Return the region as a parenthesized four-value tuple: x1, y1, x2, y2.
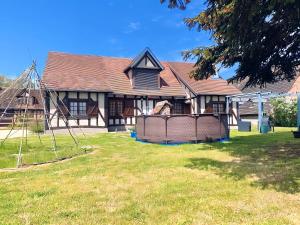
(90, 93, 97, 101)
(98, 93, 105, 126)
(191, 98, 197, 114)
(68, 119, 78, 126)
(69, 92, 77, 98)
(200, 96, 205, 113)
(90, 118, 97, 126)
(212, 96, 218, 101)
(232, 102, 238, 124)
(49, 92, 58, 127)
(148, 100, 154, 113)
(58, 92, 66, 99)
(137, 100, 142, 115)
(79, 92, 88, 99)
(219, 96, 225, 101)
(206, 96, 211, 103)
(80, 119, 89, 126)
(59, 119, 66, 127)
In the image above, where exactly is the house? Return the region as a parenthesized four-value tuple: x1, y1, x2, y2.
(234, 75, 300, 124)
(0, 88, 44, 126)
(42, 48, 241, 131)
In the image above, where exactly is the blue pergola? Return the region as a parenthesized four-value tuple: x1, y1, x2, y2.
(227, 92, 300, 132)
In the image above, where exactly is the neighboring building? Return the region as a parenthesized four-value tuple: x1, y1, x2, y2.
(0, 88, 44, 115)
(0, 88, 44, 127)
(234, 75, 300, 124)
(42, 48, 240, 131)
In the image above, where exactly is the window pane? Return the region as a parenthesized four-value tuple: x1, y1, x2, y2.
(173, 102, 183, 114)
(79, 102, 86, 115)
(116, 101, 123, 116)
(109, 101, 116, 117)
(70, 102, 78, 116)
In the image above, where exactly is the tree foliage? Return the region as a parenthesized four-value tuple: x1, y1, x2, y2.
(0, 75, 13, 87)
(161, 0, 300, 87)
(270, 98, 297, 127)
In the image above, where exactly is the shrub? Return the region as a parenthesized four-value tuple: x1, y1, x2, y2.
(270, 98, 297, 127)
(28, 121, 44, 133)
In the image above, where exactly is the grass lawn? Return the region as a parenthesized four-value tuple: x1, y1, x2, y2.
(0, 128, 299, 224)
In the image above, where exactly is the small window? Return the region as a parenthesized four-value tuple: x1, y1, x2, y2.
(212, 103, 225, 114)
(109, 100, 123, 117)
(79, 102, 86, 116)
(70, 102, 78, 116)
(173, 102, 183, 114)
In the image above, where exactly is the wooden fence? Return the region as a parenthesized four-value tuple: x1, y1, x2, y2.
(136, 114, 229, 143)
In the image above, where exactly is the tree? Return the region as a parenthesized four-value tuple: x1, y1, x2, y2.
(270, 98, 297, 127)
(0, 75, 13, 87)
(161, 0, 300, 87)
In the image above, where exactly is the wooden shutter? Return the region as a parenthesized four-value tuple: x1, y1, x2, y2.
(58, 97, 69, 117)
(204, 102, 213, 113)
(123, 99, 134, 117)
(183, 103, 191, 114)
(87, 99, 99, 117)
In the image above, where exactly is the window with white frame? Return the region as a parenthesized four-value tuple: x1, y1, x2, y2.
(79, 102, 87, 116)
(70, 102, 78, 116)
(212, 103, 225, 114)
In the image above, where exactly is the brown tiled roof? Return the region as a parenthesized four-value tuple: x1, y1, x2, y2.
(168, 62, 241, 95)
(233, 77, 297, 94)
(239, 101, 272, 116)
(234, 73, 300, 116)
(43, 52, 241, 97)
(0, 89, 43, 110)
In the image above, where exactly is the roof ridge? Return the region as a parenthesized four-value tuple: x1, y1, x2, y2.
(48, 51, 194, 65)
(48, 51, 133, 60)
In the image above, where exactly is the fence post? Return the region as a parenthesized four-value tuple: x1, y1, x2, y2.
(165, 116, 168, 144)
(143, 116, 146, 138)
(195, 115, 198, 143)
(219, 114, 222, 139)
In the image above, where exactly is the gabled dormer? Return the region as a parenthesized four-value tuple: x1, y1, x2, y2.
(124, 48, 164, 90)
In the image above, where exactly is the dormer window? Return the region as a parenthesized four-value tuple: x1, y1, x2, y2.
(124, 48, 164, 90)
(137, 56, 156, 68)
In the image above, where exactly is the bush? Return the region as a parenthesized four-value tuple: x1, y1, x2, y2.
(28, 121, 44, 133)
(270, 98, 297, 127)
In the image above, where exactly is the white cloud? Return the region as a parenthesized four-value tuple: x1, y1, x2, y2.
(123, 22, 141, 34)
(128, 22, 140, 30)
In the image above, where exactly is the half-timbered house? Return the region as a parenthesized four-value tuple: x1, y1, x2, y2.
(43, 48, 241, 131)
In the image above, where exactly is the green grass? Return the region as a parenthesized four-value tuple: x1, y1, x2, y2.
(0, 134, 90, 168)
(0, 128, 299, 225)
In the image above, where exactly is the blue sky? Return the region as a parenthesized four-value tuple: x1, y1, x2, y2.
(0, 0, 235, 79)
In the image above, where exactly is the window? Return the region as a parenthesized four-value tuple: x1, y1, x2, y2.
(79, 102, 86, 116)
(173, 102, 183, 114)
(109, 100, 123, 117)
(69, 101, 87, 117)
(70, 102, 78, 116)
(212, 103, 225, 114)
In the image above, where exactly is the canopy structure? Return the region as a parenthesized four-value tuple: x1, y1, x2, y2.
(0, 62, 90, 168)
(227, 92, 300, 132)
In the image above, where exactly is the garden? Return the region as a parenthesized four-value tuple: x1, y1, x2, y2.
(0, 128, 299, 225)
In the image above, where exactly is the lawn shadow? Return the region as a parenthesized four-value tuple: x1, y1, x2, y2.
(185, 131, 300, 194)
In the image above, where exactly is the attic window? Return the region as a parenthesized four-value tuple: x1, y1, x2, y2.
(137, 56, 156, 68)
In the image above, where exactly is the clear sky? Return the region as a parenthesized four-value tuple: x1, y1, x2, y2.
(0, 0, 235, 79)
